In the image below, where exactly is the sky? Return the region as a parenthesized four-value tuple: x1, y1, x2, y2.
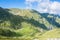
(0, 0, 60, 14)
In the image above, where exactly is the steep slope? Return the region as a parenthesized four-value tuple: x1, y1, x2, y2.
(0, 7, 60, 40)
(0, 7, 43, 37)
(7, 8, 60, 29)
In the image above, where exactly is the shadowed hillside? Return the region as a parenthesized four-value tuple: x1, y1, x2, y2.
(0, 7, 47, 37)
(0, 7, 60, 40)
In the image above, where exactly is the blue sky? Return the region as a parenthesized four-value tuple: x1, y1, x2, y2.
(0, 0, 26, 8)
(50, 0, 60, 2)
(0, 0, 60, 14)
(0, 0, 59, 8)
(0, 0, 39, 9)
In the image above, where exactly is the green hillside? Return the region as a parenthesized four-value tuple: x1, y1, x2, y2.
(0, 7, 60, 40)
(39, 28, 60, 40)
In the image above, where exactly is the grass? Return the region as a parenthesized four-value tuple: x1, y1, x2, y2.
(39, 28, 60, 40)
(0, 7, 60, 40)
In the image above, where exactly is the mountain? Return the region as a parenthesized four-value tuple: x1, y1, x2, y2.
(0, 7, 60, 40)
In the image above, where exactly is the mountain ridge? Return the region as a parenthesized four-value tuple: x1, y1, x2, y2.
(0, 7, 60, 40)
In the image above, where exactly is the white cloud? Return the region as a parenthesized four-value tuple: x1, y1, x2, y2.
(25, 0, 41, 9)
(50, 2, 60, 14)
(25, 0, 60, 14)
(37, 0, 50, 13)
(25, 0, 41, 2)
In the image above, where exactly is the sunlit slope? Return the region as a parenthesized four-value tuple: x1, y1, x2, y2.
(42, 29, 60, 37)
(38, 29, 60, 40)
(0, 7, 43, 37)
(0, 7, 60, 40)
(8, 8, 60, 29)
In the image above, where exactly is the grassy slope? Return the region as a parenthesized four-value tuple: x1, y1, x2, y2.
(39, 28, 60, 40)
(0, 7, 60, 40)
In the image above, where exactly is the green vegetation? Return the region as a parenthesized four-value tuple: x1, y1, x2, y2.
(0, 7, 60, 40)
(39, 28, 60, 40)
